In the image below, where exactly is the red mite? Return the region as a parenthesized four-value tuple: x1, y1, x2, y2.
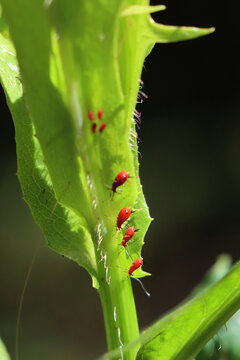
(122, 226, 138, 247)
(128, 257, 143, 276)
(91, 123, 97, 133)
(117, 207, 132, 229)
(112, 171, 129, 194)
(98, 109, 103, 120)
(88, 111, 94, 121)
(99, 122, 107, 133)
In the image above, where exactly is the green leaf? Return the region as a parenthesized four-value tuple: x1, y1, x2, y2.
(136, 262, 240, 360)
(195, 255, 240, 360)
(0, 338, 11, 360)
(0, 32, 98, 286)
(197, 310, 240, 360)
(98, 262, 240, 360)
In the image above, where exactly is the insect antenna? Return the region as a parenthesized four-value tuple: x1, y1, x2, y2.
(133, 277, 150, 297)
(124, 247, 133, 261)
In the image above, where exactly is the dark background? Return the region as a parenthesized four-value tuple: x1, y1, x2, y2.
(1, 1, 239, 359)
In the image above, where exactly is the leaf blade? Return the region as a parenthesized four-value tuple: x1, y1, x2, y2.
(0, 31, 98, 286)
(136, 262, 240, 360)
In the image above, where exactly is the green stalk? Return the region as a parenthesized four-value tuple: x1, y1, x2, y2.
(78, 134, 140, 359)
(98, 263, 139, 359)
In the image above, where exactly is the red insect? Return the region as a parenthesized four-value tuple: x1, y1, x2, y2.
(112, 171, 129, 194)
(128, 257, 143, 276)
(98, 109, 103, 120)
(122, 226, 138, 247)
(128, 257, 150, 296)
(88, 111, 94, 121)
(117, 206, 132, 229)
(91, 123, 97, 133)
(99, 122, 107, 133)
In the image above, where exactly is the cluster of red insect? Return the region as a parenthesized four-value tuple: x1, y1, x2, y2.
(117, 206, 143, 276)
(88, 109, 107, 133)
(111, 171, 144, 277)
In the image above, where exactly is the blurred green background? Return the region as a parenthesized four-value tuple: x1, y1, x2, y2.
(1, 0, 240, 359)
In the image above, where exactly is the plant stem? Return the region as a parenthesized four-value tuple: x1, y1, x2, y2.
(98, 265, 140, 360)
